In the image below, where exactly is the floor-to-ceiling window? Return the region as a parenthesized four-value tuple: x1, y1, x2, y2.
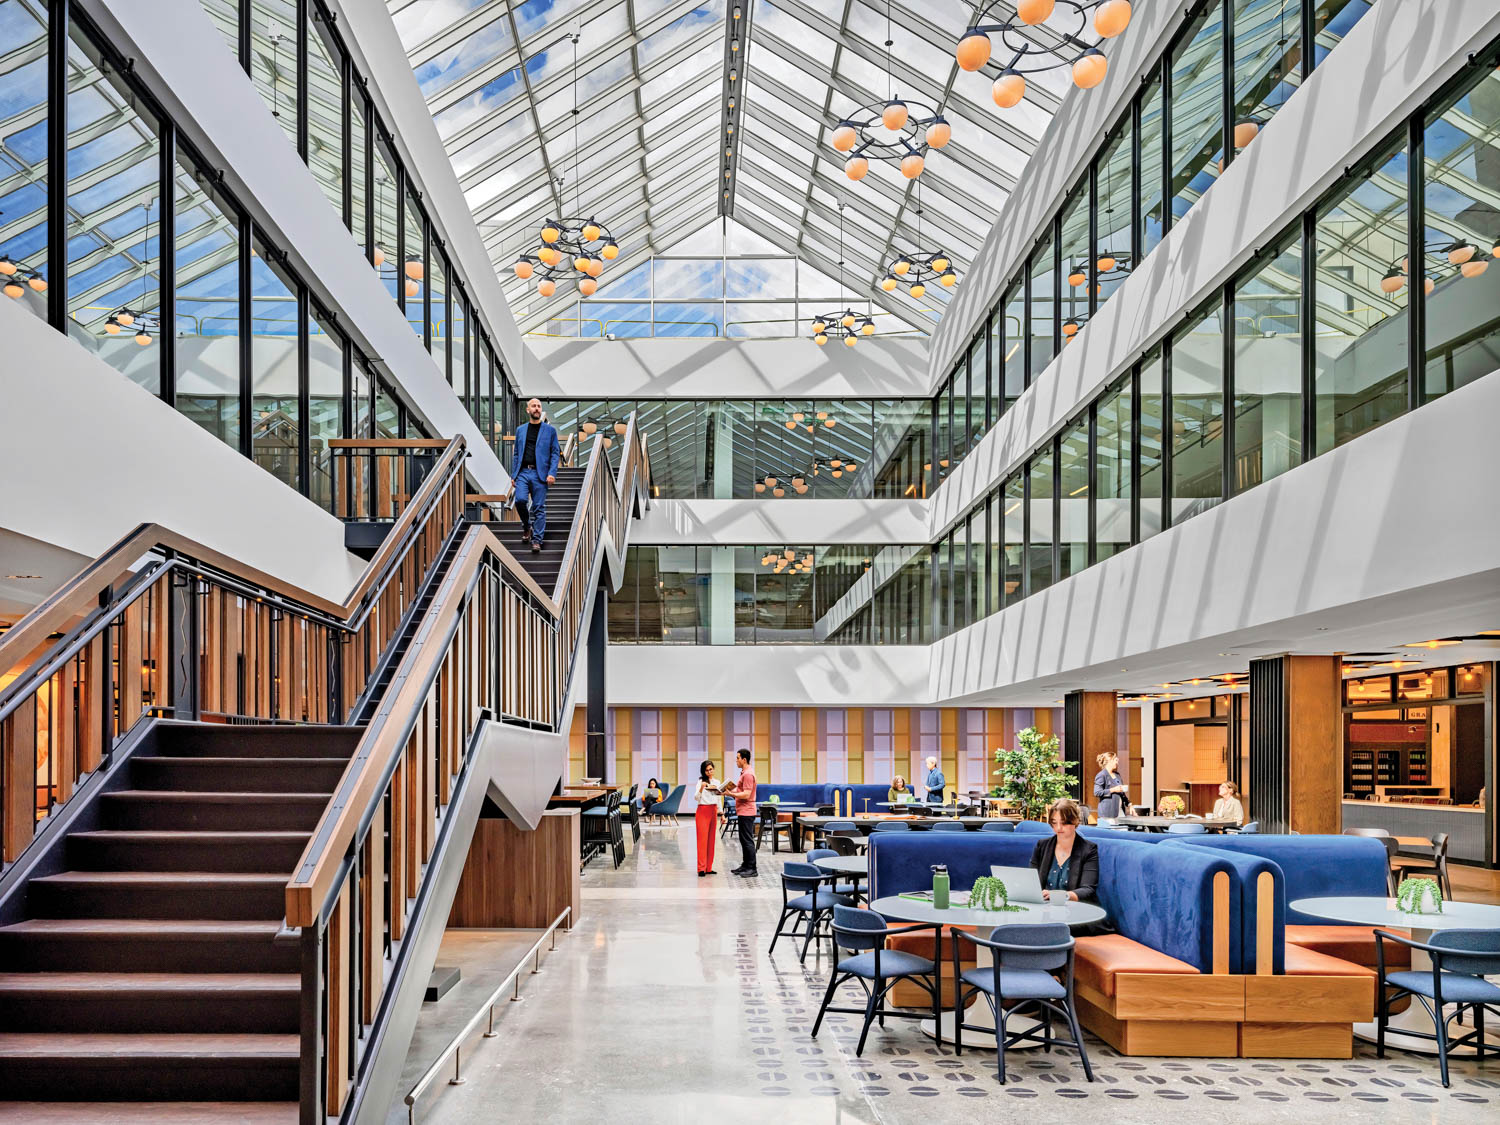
(1232, 229, 1303, 492)
(1095, 377, 1132, 563)
(1169, 299, 1226, 522)
(1058, 417, 1090, 580)
(1170, 4, 1226, 226)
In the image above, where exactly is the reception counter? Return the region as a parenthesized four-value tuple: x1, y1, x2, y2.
(1341, 800, 1488, 863)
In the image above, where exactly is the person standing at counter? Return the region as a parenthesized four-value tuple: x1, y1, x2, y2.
(1212, 781, 1244, 825)
(1092, 752, 1128, 820)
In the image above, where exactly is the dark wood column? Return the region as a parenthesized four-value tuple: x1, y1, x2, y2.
(1065, 690, 1119, 807)
(1248, 655, 1341, 834)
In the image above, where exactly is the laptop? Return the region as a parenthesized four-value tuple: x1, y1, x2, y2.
(989, 865, 1047, 904)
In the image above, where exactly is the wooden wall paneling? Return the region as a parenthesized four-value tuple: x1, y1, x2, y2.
(1256, 871, 1275, 975)
(325, 880, 351, 1115)
(1212, 870, 1230, 974)
(423, 692, 438, 856)
(360, 824, 384, 1025)
(940, 709, 958, 793)
(255, 605, 273, 718)
(119, 602, 141, 731)
(404, 732, 421, 901)
(1287, 655, 1341, 835)
(660, 708, 678, 786)
(2, 697, 37, 862)
(78, 636, 103, 775)
(389, 759, 407, 942)
(202, 588, 222, 714)
(448, 810, 581, 929)
(221, 598, 242, 715)
(436, 662, 453, 806)
(55, 663, 77, 804)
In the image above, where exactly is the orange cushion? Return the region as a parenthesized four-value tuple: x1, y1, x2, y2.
(776, 812, 793, 822)
(887, 925, 978, 963)
(1283, 944, 1375, 977)
(1073, 934, 1200, 997)
(1285, 925, 1410, 970)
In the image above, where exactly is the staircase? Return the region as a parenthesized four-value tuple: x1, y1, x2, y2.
(488, 465, 586, 592)
(0, 722, 359, 1118)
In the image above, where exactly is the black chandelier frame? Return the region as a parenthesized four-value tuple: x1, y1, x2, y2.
(832, 96, 949, 171)
(1382, 237, 1495, 294)
(964, 1, 1114, 77)
(514, 214, 620, 288)
(882, 247, 958, 296)
(811, 308, 876, 346)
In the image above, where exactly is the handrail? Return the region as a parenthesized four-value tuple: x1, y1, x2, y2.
(402, 907, 572, 1124)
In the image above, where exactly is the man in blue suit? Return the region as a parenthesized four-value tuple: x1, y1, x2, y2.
(510, 397, 560, 554)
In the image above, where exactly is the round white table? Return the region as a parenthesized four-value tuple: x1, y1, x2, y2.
(870, 894, 1106, 1051)
(812, 855, 868, 876)
(1291, 895, 1500, 1056)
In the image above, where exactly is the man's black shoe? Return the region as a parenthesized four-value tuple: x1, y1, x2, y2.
(736, 869, 758, 877)
(531, 539, 541, 554)
(729, 866, 747, 875)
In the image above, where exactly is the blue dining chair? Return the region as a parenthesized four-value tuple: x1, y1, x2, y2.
(806, 847, 862, 900)
(1375, 928, 1500, 1086)
(823, 820, 857, 831)
(813, 905, 943, 1056)
(930, 821, 967, 832)
(769, 862, 851, 962)
(872, 820, 910, 832)
(1235, 821, 1260, 834)
(981, 821, 1015, 833)
(1166, 822, 1206, 834)
(952, 923, 1093, 1085)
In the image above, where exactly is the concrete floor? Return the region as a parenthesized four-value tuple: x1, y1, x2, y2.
(404, 821, 1500, 1125)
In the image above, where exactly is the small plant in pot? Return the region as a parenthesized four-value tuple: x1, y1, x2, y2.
(1157, 794, 1185, 818)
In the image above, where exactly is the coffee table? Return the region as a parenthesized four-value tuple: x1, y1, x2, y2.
(870, 893, 1105, 1051)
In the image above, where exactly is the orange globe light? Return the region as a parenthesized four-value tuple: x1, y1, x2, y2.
(514, 260, 534, 280)
(815, 334, 828, 346)
(116, 311, 135, 327)
(1097, 254, 1117, 273)
(1448, 242, 1475, 265)
(579, 278, 598, 296)
(1062, 319, 1079, 338)
(925, 119, 952, 149)
(28, 275, 46, 292)
(1461, 259, 1488, 279)
(956, 32, 991, 72)
(880, 276, 898, 291)
(900, 153, 925, 179)
(104, 320, 121, 334)
(841, 312, 856, 328)
(538, 279, 556, 297)
(372, 245, 386, 268)
(843, 335, 857, 347)
(602, 242, 620, 260)
(861, 320, 875, 335)
(893, 259, 911, 276)
(831, 124, 858, 152)
(1073, 48, 1108, 89)
(1493, 241, 1500, 258)
(0, 258, 16, 276)
(540, 223, 560, 243)
(1068, 269, 1086, 288)
(135, 329, 152, 345)
(1094, 0, 1132, 38)
(812, 319, 827, 333)
(574, 255, 590, 272)
(931, 256, 949, 272)
(1423, 277, 1435, 296)
(1380, 268, 1406, 294)
(910, 282, 926, 298)
(405, 259, 425, 280)
(882, 101, 909, 131)
(4, 280, 24, 298)
(404, 278, 420, 297)
(845, 156, 869, 181)
(538, 246, 561, 266)
(587, 258, 604, 277)
(993, 70, 1026, 108)
(1233, 117, 1261, 149)
(1017, 0, 1054, 25)
(581, 221, 601, 242)
(940, 271, 958, 287)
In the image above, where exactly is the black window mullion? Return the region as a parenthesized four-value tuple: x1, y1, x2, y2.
(1161, 54, 1173, 235)
(1129, 364, 1141, 545)
(1087, 152, 1099, 319)
(1051, 434, 1062, 581)
(1130, 92, 1142, 270)
(363, 93, 374, 263)
(1221, 0, 1234, 173)
(1087, 402, 1098, 567)
(1051, 214, 1062, 354)
(1022, 257, 1032, 389)
(422, 219, 432, 352)
(237, 0, 250, 71)
(1299, 210, 1316, 460)
(158, 123, 177, 407)
(295, 0, 309, 161)
(395, 160, 406, 313)
(1022, 467, 1032, 599)
(1221, 281, 1235, 499)
(339, 40, 352, 229)
(1300, 0, 1315, 81)
(46, 0, 69, 331)
(1162, 335, 1175, 529)
(297, 282, 310, 497)
(238, 216, 253, 458)
(1406, 114, 1424, 413)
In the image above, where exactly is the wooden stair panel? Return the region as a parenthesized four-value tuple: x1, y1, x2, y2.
(28, 873, 287, 921)
(130, 757, 346, 794)
(0, 973, 299, 1034)
(0, 1033, 298, 1101)
(67, 831, 311, 874)
(100, 792, 330, 832)
(0, 1101, 298, 1124)
(0, 920, 295, 975)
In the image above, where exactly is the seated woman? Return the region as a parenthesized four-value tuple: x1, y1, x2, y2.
(1212, 781, 1244, 824)
(887, 776, 913, 804)
(641, 777, 663, 814)
(1029, 798, 1099, 903)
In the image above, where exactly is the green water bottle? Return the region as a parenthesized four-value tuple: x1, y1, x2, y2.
(932, 864, 950, 910)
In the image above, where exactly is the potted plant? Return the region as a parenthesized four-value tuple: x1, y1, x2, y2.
(1157, 795, 1185, 818)
(992, 727, 1077, 823)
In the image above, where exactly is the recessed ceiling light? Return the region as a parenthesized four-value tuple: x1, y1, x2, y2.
(1404, 639, 1460, 649)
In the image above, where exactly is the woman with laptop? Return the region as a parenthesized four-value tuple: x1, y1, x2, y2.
(1028, 798, 1099, 903)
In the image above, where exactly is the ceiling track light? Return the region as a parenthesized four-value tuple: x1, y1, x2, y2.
(957, 1, 1133, 108)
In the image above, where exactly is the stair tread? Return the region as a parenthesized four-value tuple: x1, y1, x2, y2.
(104, 791, 331, 801)
(146, 757, 349, 767)
(0, 973, 297, 994)
(71, 830, 310, 842)
(0, 1102, 297, 1124)
(0, 1033, 298, 1059)
(33, 872, 287, 886)
(0, 919, 282, 938)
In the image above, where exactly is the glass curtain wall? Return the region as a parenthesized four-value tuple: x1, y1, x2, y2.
(174, 150, 241, 446)
(921, 42, 1499, 645)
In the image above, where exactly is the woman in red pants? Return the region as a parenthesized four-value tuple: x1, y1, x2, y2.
(692, 760, 722, 877)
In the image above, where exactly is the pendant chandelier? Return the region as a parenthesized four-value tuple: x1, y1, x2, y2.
(1381, 238, 1496, 296)
(781, 409, 838, 432)
(572, 418, 630, 449)
(103, 201, 158, 345)
(833, 1, 951, 182)
(369, 173, 425, 297)
(0, 254, 47, 298)
(881, 196, 957, 297)
(956, 0, 1134, 109)
(752, 457, 859, 497)
(513, 34, 618, 299)
(812, 204, 874, 346)
(759, 548, 816, 573)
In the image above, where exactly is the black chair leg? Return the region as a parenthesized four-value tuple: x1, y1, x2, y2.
(1437, 1003, 1451, 1088)
(855, 982, 881, 1057)
(930, 975, 943, 1051)
(811, 971, 840, 1038)
(953, 983, 966, 1056)
(768, 909, 791, 957)
(1377, 987, 1388, 1058)
(798, 910, 820, 963)
(1065, 1001, 1094, 1082)
(996, 999, 1008, 1085)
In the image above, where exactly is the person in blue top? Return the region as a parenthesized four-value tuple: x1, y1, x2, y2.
(922, 756, 946, 804)
(510, 398, 561, 554)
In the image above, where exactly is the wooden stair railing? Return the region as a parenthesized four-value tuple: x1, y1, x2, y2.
(0, 437, 469, 866)
(283, 413, 648, 1122)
